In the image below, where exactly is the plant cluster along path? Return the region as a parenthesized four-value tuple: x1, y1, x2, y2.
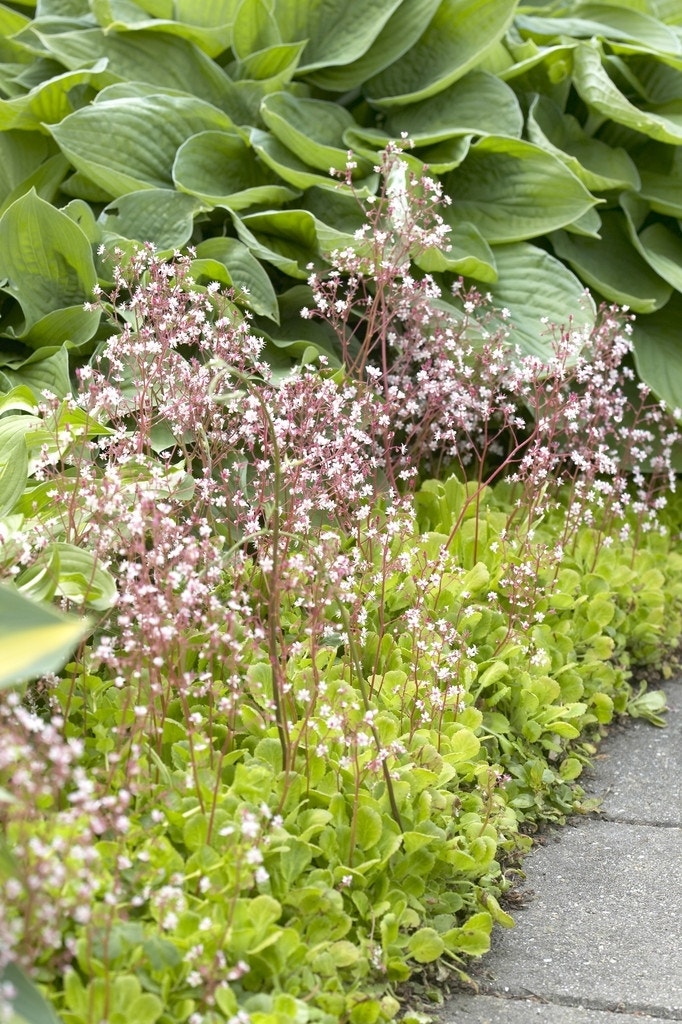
(439, 679, 682, 1023)
(2, 169, 682, 1024)
(3, 4, 682, 1022)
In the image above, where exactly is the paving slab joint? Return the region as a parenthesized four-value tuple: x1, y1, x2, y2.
(479, 985, 682, 1021)
(597, 815, 682, 829)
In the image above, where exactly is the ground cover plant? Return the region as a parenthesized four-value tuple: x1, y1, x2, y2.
(1, 2, 682, 409)
(1, 148, 682, 1024)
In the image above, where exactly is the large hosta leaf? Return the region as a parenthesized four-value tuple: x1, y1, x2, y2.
(308, 0, 442, 91)
(233, 40, 307, 84)
(258, 285, 343, 367)
(91, 0, 236, 57)
(0, 132, 54, 207)
(0, 432, 28, 517)
(636, 224, 682, 292)
(299, 188, 366, 253)
(551, 212, 673, 313)
(0, 61, 111, 133)
(99, 188, 205, 249)
(1, 346, 71, 399)
(0, 584, 90, 689)
(26, 26, 246, 117)
(499, 41, 576, 91)
(0, 4, 30, 35)
(636, 144, 682, 216)
(414, 135, 473, 173)
(0, 152, 70, 219)
(173, 130, 297, 209)
(632, 293, 682, 411)
(193, 237, 279, 321)
(49, 90, 235, 198)
(612, 53, 682, 106)
(251, 0, 404, 73)
(0, 415, 50, 481)
(415, 221, 497, 282)
(0, 189, 98, 345)
(484, 242, 596, 360)
(620, 192, 682, 292)
(249, 128, 377, 194)
(573, 42, 682, 144)
(381, 70, 523, 144)
(526, 95, 640, 192)
(260, 93, 373, 174)
(1, 962, 66, 1024)
(341, 125, 427, 171)
(233, 208, 322, 279)
(442, 136, 598, 243)
(16, 306, 101, 351)
(657, 0, 682, 24)
(564, 207, 602, 240)
(364, 0, 518, 107)
(231, 0, 283, 57)
(516, 6, 681, 54)
(17, 541, 117, 610)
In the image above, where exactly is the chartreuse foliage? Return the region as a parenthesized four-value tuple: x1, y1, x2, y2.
(0, 2, 682, 402)
(0, 381, 102, 690)
(0, 436, 92, 1024)
(0, 359, 681, 1022)
(0, 961, 63, 1024)
(0, 584, 90, 689)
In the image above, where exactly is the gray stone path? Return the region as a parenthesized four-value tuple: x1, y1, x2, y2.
(439, 681, 682, 1023)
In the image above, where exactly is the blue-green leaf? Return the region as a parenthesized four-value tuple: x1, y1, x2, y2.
(0, 189, 98, 345)
(0, 60, 110, 133)
(19, 542, 117, 611)
(551, 212, 673, 313)
(194, 237, 280, 321)
(637, 144, 682, 216)
(526, 94, 641, 192)
(0, 347, 71, 399)
(485, 242, 597, 360)
(268, 0, 404, 73)
(382, 70, 523, 144)
(516, 6, 681, 55)
(0, 961, 65, 1022)
(260, 92, 373, 174)
(443, 136, 598, 243)
(234, 208, 322, 278)
(0, 585, 90, 690)
(308, 0, 442, 91)
(415, 221, 497, 283)
(620, 191, 682, 292)
(30, 26, 246, 115)
(633, 293, 682, 411)
(0, 432, 28, 517)
(364, 0, 518, 107)
(91, 0, 236, 57)
(99, 188, 204, 250)
(249, 128, 378, 194)
(49, 90, 235, 197)
(173, 130, 297, 209)
(573, 42, 682, 144)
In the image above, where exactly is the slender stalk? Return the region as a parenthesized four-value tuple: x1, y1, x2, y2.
(209, 365, 291, 773)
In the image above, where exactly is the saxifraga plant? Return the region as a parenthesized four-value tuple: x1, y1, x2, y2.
(0, 149, 680, 1024)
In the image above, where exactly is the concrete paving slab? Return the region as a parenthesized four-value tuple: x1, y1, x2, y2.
(440, 992, 677, 1023)
(436, 682, 682, 1024)
(585, 682, 682, 826)
(460, 820, 682, 1018)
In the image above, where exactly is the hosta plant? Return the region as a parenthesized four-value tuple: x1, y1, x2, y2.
(0, 1, 682, 407)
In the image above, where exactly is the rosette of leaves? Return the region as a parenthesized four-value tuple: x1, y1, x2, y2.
(0, 1, 681, 406)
